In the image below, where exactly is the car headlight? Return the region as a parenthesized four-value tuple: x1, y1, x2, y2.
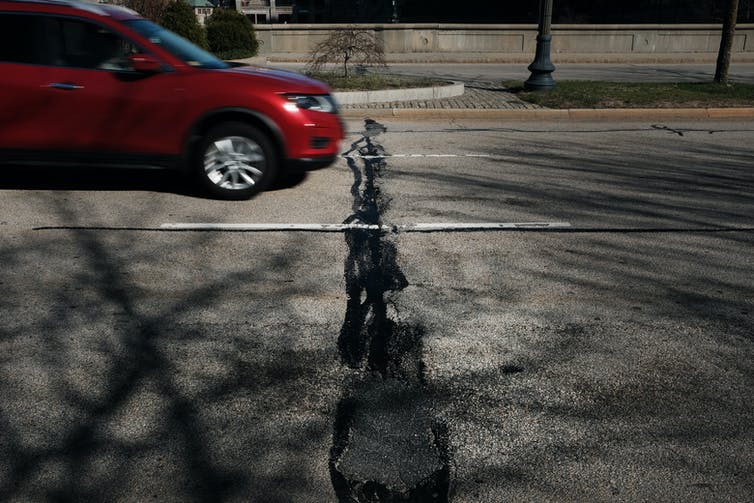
(285, 94, 338, 113)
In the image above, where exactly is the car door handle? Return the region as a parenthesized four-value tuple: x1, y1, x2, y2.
(48, 82, 85, 90)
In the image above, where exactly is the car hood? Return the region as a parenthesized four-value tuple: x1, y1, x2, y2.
(223, 65, 332, 94)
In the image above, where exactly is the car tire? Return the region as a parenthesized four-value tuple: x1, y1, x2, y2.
(195, 122, 277, 200)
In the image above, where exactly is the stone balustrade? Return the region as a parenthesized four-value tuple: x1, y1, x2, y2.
(253, 23, 754, 63)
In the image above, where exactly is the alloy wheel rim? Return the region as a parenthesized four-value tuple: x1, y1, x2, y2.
(204, 136, 266, 190)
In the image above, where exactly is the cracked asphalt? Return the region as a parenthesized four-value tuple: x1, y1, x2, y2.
(1, 118, 753, 502)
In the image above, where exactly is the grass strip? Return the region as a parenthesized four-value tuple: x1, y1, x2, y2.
(504, 81, 754, 108)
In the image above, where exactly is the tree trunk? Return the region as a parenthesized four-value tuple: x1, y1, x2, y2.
(714, 0, 740, 83)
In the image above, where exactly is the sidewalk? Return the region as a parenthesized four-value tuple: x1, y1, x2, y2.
(338, 80, 754, 120)
(258, 62, 754, 120)
(341, 83, 539, 110)
(266, 61, 754, 84)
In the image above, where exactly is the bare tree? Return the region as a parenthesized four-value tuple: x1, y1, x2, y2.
(306, 27, 387, 78)
(714, 0, 740, 83)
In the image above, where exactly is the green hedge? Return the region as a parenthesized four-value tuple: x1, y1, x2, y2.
(161, 0, 208, 50)
(206, 9, 259, 60)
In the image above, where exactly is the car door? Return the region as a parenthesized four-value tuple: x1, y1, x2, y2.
(40, 15, 188, 156)
(0, 12, 57, 151)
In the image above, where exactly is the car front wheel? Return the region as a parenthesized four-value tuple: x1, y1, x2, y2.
(196, 122, 277, 200)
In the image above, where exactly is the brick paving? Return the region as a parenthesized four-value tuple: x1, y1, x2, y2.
(341, 83, 542, 110)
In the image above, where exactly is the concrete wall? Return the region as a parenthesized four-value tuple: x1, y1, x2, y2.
(254, 24, 754, 63)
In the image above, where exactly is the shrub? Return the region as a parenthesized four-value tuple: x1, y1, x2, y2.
(306, 27, 387, 79)
(206, 9, 259, 60)
(161, 0, 208, 49)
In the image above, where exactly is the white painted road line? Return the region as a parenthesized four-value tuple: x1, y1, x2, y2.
(159, 222, 572, 232)
(159, 223, 382, 232)
(399, 222, 572, 231)
(342, 154, 494, 159)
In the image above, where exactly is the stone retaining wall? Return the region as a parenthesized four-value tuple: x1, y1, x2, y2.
(254, 24, 754, 63)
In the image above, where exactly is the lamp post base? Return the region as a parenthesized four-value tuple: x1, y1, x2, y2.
(525, 34, 556, 91)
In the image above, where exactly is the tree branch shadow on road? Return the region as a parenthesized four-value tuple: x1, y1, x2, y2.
(378, 126, 754, 500)
(386, 127, 754, 326)
(0, 195, 340, 502)
(1, 124, 753, 502)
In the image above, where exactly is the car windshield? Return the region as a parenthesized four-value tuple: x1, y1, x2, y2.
(123, 19, 228, 69)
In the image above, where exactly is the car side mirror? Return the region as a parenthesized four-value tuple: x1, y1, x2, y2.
(128, 54, 162, 74)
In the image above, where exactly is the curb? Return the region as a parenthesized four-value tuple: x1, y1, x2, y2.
(340, 107, 754, 120)
(334, 82, 464, 106)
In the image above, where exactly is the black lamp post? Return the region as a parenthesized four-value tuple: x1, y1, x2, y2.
(525, 0, 556, 91)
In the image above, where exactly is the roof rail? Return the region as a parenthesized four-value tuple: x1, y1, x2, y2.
(2, 0, 112, 16)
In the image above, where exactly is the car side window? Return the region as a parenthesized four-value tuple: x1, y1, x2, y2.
(47, 17, 139, 71)
(0, 13, 48, 65)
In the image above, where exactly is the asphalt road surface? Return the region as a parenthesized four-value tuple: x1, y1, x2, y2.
(1, 119, 753, 502)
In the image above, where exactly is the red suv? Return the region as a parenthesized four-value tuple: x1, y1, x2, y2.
(0, 0, 344, 199)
